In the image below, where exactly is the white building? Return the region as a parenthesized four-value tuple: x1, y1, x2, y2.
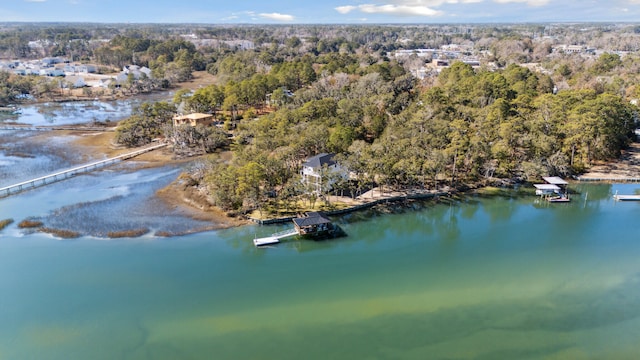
(300, 153, 346, 195)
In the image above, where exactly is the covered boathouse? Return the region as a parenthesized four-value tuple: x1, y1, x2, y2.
(253, 212, 339, 246)
(292, 212, 333, 236)
(534, 176, 570, 202)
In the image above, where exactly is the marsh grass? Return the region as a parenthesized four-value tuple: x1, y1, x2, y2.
(0, 218, 14, 231)
(18, 219, 44, 228)
(107, 228, 150, 238)
(40, 227, 81, 239)
(155, 231, 173, 237)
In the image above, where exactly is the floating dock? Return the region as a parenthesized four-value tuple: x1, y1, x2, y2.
(253, 228, 298, 247)
(613, 191, 640, 201)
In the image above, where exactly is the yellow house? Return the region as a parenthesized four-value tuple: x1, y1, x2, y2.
(172, 113, 214, 127)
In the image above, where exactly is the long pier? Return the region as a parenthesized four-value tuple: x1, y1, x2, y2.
(575, 176, 640, 183)
(0, 143, 167, 198)
(0, 125, 115, 132)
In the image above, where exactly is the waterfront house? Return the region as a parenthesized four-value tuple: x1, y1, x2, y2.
(300, 153, 346, 195)
(172, 113, 214, 127)
(121, 65, 152, 80)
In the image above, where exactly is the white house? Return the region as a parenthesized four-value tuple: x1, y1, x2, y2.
(77, 64, 97, 73)
(13, 67, 27, 75)
(300, 153, 346, 195)
(95, 78, 114, 88)
(40, 68, 65, 77)
(65, 75, 86, 88)
(119, 65, 152, 83)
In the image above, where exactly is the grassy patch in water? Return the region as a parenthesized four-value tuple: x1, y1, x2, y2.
(40, 227, 81, 239)
(107, 228, 150, 238)
(0, 218, 14, 231)
(18, 219, 44, 228)
(475, 185, 535, 197)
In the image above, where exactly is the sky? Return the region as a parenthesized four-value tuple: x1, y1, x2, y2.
(2, 0, 640, 24)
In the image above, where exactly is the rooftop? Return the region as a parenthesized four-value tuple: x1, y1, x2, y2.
(293, 212, 332, 228)
(302, 153, 335, 169)
(173, 113, 213, 121)
(542, 176, 569, 185)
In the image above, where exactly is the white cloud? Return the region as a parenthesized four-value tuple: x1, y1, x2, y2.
(335, 0, 486, 17)
(492, 0, 550, 6)
(335, 4, 444, 16)
(359, 4, 443, 16)
(335, 5, 357, 14)
(335, 0, 552, 18)
(259, 12, 295, 21)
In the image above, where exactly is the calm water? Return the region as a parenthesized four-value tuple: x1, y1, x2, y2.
(1, 182, 640, 359)
(0, 95, 172, 187)
(0, 93, 171, 127)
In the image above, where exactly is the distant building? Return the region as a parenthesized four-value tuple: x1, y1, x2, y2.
(394, 49, 437, 58)
(172, 113, 214, 127)
(77, 64, 97, 73)
(432, 59, 450, 67)
(554, 45, 594, 54)
(40, 68, 65, 77)
(65, 75, 86, 88)
(120, 65, 152, 81)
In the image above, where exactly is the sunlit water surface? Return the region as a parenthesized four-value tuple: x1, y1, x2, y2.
(2, 182, 640, 359)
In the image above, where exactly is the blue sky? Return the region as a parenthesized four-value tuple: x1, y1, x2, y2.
(2, 0, 640, 23)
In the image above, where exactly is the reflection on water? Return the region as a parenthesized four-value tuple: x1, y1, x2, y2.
(0, 165, 214, 237)
(2, 184, 640, 358)
(1, 93, 171, 127)
(0, 131, 101, 187)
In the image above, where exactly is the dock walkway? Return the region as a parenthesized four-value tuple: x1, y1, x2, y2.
(576, 176, 640, 183)
(253, 228, 298, 246)
(0, 125, 115, 132)
(0, 143, 167, 198)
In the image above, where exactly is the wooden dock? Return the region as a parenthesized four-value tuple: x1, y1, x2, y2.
(613, 191, 640, 201)
(0, 125, 115, 132)
(0, 143, 167, 198)
(254, 228, 298, 246)
(576, 176, 640, 183)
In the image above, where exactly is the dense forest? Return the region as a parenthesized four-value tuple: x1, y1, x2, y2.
(2, 23, 640, 214)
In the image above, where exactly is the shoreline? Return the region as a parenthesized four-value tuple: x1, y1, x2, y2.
(68, 129, 251, 231)
(18, 98, 639, 237)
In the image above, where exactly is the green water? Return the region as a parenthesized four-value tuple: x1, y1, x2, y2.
(2, 183, 640, 359)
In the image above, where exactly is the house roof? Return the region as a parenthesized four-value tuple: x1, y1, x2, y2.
(293, 212, 332, 227)
(534, 184, 560, 190)
(302, 153, 335, 169)
(542, 176, 568, 185)
(173, 113, 213, 121)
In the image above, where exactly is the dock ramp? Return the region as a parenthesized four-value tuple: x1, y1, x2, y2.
(254, 228, 298, 246)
